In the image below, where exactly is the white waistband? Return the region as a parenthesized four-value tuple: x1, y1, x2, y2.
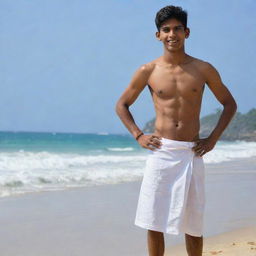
(160, 137, 195, 148)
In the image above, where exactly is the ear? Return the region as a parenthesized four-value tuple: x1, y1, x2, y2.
(155, 31, 161, 41)
(185, 27, 190, 39)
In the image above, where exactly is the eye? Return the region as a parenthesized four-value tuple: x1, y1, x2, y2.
(174, 26, 184, 32)
(162, 28, 170, 33)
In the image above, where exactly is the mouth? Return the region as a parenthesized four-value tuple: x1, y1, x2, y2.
(167, 39, 179, 45)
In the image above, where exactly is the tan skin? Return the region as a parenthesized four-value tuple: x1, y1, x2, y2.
(116, 18, 237, 256)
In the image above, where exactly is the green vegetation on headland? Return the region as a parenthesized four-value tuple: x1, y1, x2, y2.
(142, 108, 256, 141)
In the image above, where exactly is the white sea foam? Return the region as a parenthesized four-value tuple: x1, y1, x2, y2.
(203, 140, 256, 163)
(0, 151, 146, 197)
(107, 147, 134, 151)
(0, 140, 255, 197)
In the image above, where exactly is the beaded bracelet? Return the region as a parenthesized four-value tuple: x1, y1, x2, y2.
(135, 132, 144, 141)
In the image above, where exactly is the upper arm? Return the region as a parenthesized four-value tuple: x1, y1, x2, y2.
(204, 62, 237, 107)
(116, 64, 153, 107)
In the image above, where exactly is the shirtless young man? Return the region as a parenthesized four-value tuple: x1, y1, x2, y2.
(115, 5, 237, 256)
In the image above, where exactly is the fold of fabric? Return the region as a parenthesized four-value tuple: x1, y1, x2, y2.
(134, 137, 205, 237)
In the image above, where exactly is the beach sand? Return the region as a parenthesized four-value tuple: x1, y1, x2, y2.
(0, 157, 255, 255)
(165, 226, 256, 256)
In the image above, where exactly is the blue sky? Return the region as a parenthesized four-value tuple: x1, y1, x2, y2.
(1, 0, 255, 134)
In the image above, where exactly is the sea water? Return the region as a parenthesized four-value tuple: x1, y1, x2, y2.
(0, 131, 256, 198)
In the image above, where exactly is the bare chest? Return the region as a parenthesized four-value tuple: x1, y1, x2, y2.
(148, 65, 205, 99)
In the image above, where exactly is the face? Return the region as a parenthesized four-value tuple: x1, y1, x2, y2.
(156, 18, 190, 52)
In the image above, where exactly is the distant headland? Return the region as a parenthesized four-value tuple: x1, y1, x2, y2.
(142, 108, 256, 141)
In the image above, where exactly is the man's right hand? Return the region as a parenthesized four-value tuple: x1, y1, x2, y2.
(137, 134, 163, 151)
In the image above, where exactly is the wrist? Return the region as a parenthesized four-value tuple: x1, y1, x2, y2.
(135, 132, 144, 141)
(209, 134, 219, 143)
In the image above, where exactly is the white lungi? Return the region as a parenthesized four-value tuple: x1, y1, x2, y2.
(134, 137, 205, 237)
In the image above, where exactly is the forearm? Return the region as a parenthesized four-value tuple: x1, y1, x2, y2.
(115, 103, 142, 139)
(209, 103, 237, 142)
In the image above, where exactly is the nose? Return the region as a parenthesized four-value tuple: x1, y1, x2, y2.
(168, 29, 176, 37)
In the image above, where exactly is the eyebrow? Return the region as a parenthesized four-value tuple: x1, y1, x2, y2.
(161, 25, 184, 29)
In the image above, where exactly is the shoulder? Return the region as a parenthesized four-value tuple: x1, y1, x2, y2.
(194, 58, 217, 73)
(137, 61, 156, 75)
(190, 57, 220, 80)
(132, 61, 156, 82)
(188, 56, 210, 69)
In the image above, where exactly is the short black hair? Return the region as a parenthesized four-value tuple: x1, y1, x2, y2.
(155, 5, 188, 32)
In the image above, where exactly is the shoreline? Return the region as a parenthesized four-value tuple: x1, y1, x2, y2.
(1, 155, 256, 200)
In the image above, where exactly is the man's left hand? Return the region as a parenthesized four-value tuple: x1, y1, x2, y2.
(192, 137, 217, 157)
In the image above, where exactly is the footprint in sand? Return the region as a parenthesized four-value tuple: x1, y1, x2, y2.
(247, 241, 256, 250)
(210, 251, 223, 255)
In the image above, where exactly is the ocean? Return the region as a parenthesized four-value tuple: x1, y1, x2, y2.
(0, 131, 256, 198)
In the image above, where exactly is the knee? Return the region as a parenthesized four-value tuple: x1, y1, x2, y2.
(148, 229, 163, 234)
(185, 233, 203, 238)
(148, 229, 164, 235)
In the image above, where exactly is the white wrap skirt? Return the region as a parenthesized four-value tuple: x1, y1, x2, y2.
(134, 137, 205, 237)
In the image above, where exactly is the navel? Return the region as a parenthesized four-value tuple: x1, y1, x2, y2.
(192, 88, 197, 92)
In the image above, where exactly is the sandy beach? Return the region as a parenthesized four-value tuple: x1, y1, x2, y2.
(165, 226, 256, 256)
(0, 157, 255, 256)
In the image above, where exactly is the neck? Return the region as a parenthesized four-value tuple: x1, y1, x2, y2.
(162, 46, 187, 65)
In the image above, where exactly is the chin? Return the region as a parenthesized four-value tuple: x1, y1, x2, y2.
(166, 46, 180, 52)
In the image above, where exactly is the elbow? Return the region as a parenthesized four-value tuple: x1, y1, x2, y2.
(115, 102, 120, 116)
(233, 101, 238, 112)
(224, 99, 237, 113)
(115, 100, 128, 115)
(231, 99, 238, 112)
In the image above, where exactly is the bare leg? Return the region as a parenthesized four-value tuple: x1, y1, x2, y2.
(185, 233, 203, 256)
(147, 230, 165, 256)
